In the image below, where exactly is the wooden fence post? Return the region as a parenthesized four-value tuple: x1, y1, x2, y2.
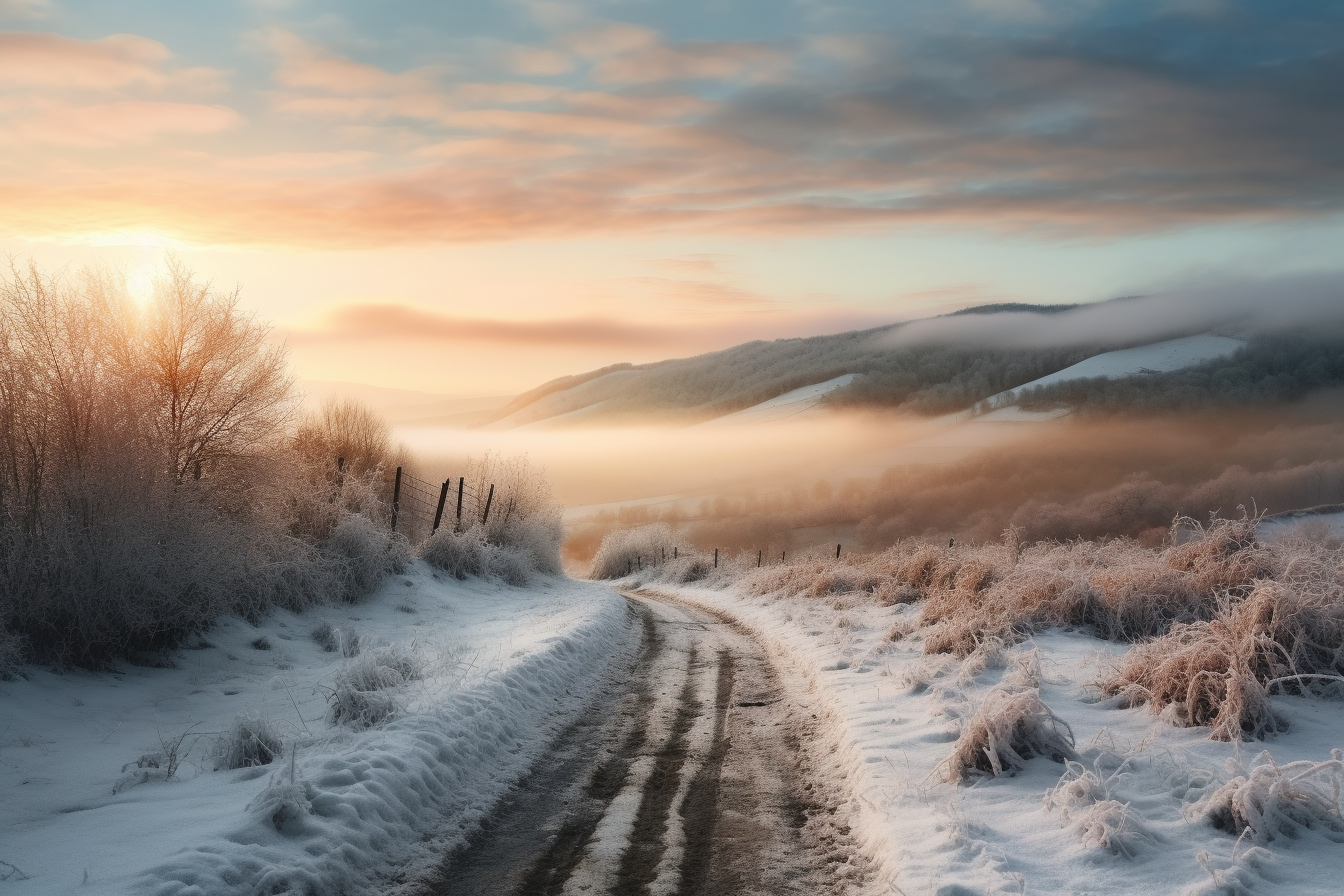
(391, 466, 403, 532)
(674, 547, 678, 559)
(714, 548, 718, 568)
(836, 543, 841, 559)
(432, 479, 450, 533)
(481, 483, 495, 525)
(781, 551, 786, 563)
(455, 477, 464, 531)
(757, 549, 762, 567)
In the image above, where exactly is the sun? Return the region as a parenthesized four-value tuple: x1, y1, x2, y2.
(125, 262, 158, 307)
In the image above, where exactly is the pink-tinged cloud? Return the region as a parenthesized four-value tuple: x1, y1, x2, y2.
(265, 29, 441, 95)
(503, 45, 574, 76)
(291, 303, 695, 348)
(592, 40, 789, 84)
(5, 100, 241, 147)
(562, 23, 659, 60)
(0, 31, 224, 94)
(285, 302, 899, 359)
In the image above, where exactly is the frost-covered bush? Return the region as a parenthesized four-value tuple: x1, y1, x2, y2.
(943, 684, 1075, 781)
(1043, 759, 1156, 857)
(326, 644, 422, 729)
(420, 526, 488, 580)
(311, 621, 361, 657)
(214, 712, 282, 770)
(0, 627, 27, 679)
(417, 453, 563, 582)
(320, 513, 410, 601)
(1101, 574, 1344, 740)
(0, 262, 410, 667)
(1194, 751, 1344, 844)
(589, 523, 693, 579)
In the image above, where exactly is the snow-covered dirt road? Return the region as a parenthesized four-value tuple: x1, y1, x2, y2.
(405, 593, 869, 896)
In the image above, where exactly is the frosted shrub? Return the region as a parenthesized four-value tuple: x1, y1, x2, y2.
(590, 523, 692, 579)
(944, 685, 1076, 781)
(311, 620, 361, 657)
(1044, 759, 1156, 857)
(0, 263, 412, 666)
(485, 543, 534, 587)
(1070, 800, 1157, 857)
(460, 452, 564, 574)
(0, 628, 25, 679)
(1195, 751, 1344, 844)
(420, 526, 488, 580)
(248, 750, 315, 836)
(417, 454, 564, 582)
(214, 711, 282, 770)
(327, 644, 422, 729)
(1101, 578, 1344, 740)
(321, 513, 411, 601)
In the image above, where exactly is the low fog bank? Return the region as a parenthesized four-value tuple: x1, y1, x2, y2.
(886, 273, 1344, 350)
(397, 394, 1344, 570)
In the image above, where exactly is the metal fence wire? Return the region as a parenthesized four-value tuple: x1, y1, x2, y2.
(389, 467, 496, 545)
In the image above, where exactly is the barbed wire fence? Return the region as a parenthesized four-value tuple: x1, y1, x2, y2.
(338, 460, 499, 547)
(614, 537, 870, 577)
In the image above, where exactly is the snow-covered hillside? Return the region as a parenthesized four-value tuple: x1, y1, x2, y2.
(985, 334, 1245, 408)
(698, 374, 860, 426)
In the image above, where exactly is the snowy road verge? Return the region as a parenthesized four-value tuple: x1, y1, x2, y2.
(0, 563, 632, 895)
(638, 580, 1344, 896)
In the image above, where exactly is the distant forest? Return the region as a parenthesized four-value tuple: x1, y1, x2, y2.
(1016, 334, 1344, 414)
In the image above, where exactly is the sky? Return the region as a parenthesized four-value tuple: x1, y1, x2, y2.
(2, 0, 1343, 397)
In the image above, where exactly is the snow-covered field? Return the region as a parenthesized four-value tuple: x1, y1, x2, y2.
(8, 552, 1343, 895)
(0, 566, 630, 895)
(633, 579, 1344, 896)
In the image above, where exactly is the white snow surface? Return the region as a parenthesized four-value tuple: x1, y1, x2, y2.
(630, 577, 1344, 896)
(988, 334, 1245, 406)
(0, 565, 630, 895)
(698, 374, 860, 426)
(1259, 509, 1344, 543)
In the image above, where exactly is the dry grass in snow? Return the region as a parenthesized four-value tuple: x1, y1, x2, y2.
(611, 513, 1344, 743)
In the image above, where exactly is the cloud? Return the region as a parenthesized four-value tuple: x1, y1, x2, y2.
(591, 39, 789, 84)
(0, 0, 50, 20)
(503, 44, 575, 76)
(290, 303, 694, 348)
(882, 273, 1344, 348)
(7, 6, 1344, 248)
(264, 29, 442, 95)
(3, 100, 240, 146)
(0, 31, 172, 90)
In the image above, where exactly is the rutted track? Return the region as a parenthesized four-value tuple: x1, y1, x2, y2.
(403, 592, 867, 896)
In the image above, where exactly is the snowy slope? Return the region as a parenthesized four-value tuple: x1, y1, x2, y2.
(0, 566, 631, 895)
(986, 334, 1244, 407)
(697, 374, 860, 426)
(631, 577, 1344, 896)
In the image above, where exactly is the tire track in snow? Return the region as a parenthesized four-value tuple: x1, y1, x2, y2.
(407, 594, 866, 896)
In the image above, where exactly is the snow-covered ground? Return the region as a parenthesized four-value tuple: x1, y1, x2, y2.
(985, 334, 1245, 408)
(1259, 508, 1344, 543)
(0, 565, 630, 895)
(633, 578, 1344, 896)
(9, 556, 1342, 895)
